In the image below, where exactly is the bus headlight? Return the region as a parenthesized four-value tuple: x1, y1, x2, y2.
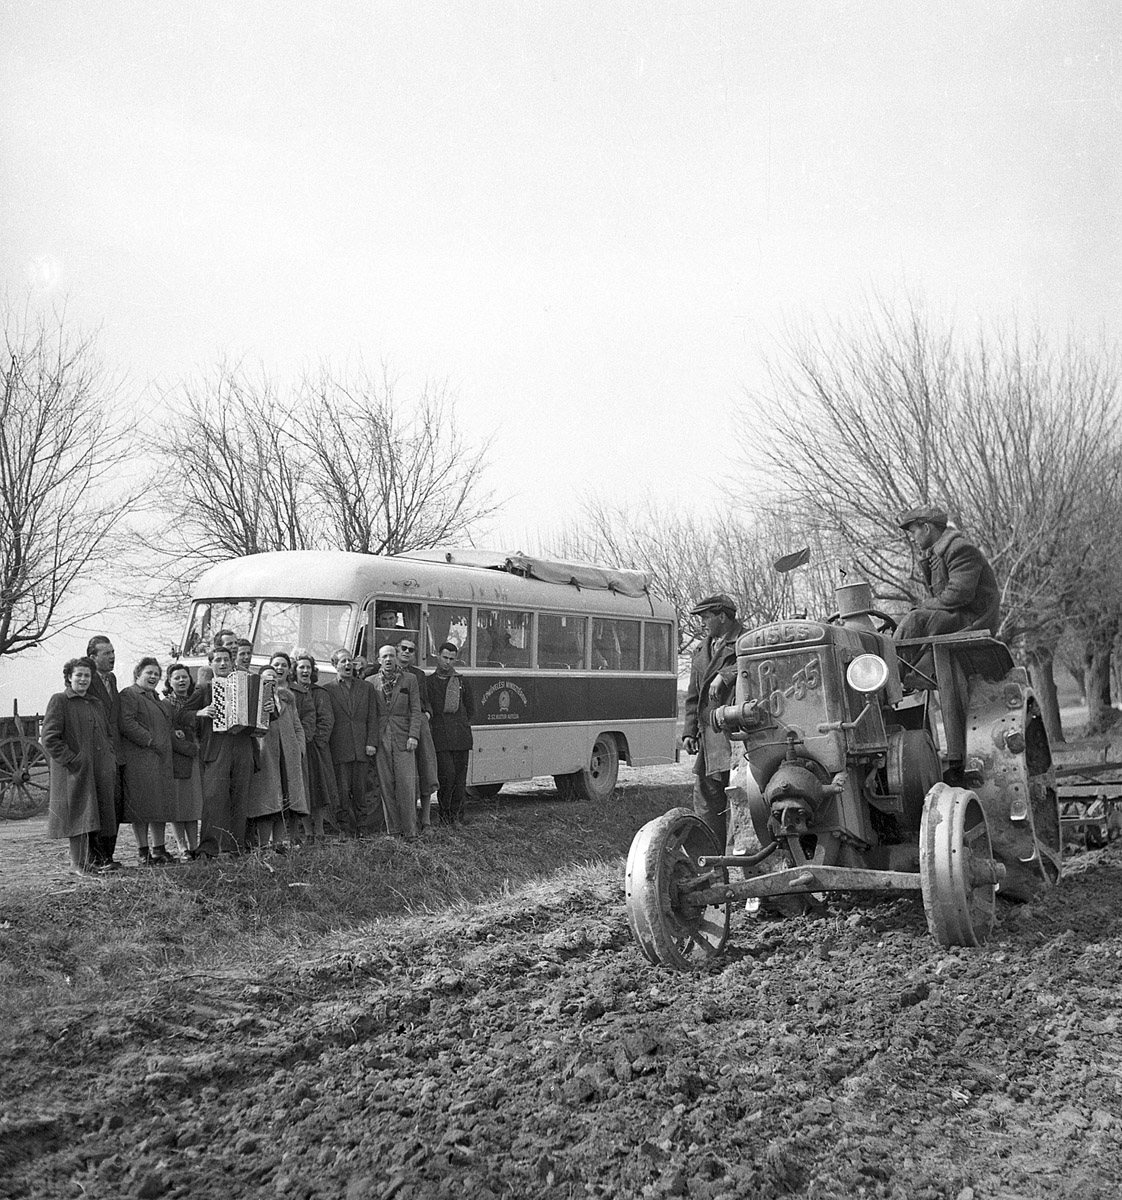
(846, 653, 890, 694)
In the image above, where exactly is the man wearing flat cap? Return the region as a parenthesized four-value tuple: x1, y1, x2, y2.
(683, 593, 745, 848)
(894, 506, 1000, 653)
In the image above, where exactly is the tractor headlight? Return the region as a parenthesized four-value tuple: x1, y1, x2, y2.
(846, 653, 890, 694)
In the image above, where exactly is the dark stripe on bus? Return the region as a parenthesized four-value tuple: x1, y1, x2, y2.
(468, 674, 676, 728)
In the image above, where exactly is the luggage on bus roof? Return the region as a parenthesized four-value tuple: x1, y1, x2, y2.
(397, 548, 651, 598)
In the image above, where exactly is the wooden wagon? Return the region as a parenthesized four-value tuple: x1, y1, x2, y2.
(0, 702, 49, 820)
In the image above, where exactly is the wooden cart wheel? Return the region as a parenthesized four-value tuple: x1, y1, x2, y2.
(0, 736, 50, 820)
(920, 782, 999, 947)
(625, 807, 730, 970)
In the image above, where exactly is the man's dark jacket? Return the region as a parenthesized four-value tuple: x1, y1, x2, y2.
(683, 625, 744, 778)
(424, 671, 475, 752)
(916, 528, 1000, 633)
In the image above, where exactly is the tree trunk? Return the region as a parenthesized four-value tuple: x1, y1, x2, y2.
(1083, 618, 1120, 736)
(1027, 647, 1064, 745)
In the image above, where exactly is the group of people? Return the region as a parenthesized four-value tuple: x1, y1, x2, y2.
(42, 630, 476, 875)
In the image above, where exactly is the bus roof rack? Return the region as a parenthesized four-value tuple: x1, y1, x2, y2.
(396, 548, 651, 598)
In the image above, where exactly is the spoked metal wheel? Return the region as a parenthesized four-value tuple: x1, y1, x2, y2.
(625, 807, 730, 970)
(920, 782, 1000, 947)
(0, 737, 50, 820)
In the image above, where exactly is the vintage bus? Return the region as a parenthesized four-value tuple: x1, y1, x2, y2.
(177, 549, 679, 800)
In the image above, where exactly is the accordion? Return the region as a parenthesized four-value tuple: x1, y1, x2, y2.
(211, 671, 271, 735)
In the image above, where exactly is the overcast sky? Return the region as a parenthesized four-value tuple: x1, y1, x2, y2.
(2, 0, 1119, 703)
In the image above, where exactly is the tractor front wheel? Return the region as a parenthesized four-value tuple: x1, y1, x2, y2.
(625, 807, 730, 970)
(920, 782, 999, 948)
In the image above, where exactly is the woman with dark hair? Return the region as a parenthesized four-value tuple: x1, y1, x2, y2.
(41, 656, 118, 875)
(119, 656, 178, 864)
(291, 652, 338, 841)
(247, 653, 308, 851)
(163, 662, 204, 859)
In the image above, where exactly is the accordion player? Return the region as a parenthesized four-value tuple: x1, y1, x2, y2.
(210, 670, 272, 735)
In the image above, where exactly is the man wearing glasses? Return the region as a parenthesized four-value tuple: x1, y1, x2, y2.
(396, 640, 440, 831)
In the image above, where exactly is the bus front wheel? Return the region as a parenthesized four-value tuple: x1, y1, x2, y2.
(555, 735, 619, 802)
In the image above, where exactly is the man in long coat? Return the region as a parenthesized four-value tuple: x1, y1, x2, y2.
(395, 638, 439, 829)
(372, 644, 421, 837)
(424, 641, 476, 825)
(85, 635, 124, 869)
(324, 649, 380, 837)
(682, 594, 745, 850)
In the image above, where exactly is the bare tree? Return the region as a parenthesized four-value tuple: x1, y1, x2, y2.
(549, 495, 841, 650)
(299, 366, 497, 554)
(140, 361, 495, 614)
(745, 295, 1122, 739)
(0, 302, 136, 657)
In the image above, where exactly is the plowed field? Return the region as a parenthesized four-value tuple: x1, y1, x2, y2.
(2, 767, 1120, 1199)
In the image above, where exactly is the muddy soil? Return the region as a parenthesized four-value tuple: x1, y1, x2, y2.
(3, 769, 1122, 1199)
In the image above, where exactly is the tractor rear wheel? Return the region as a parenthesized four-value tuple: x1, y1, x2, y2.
(625, 807, 730, 970)
(920, 782, 999, 948)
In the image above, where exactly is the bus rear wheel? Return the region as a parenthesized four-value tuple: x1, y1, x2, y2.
(555, 735, 619, 802)
(468, 782, 503, 799)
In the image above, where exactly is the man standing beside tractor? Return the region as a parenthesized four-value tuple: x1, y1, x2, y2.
(682, 594, 744, 850)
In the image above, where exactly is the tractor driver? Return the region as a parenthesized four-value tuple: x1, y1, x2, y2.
(682, 593, 745, 850)
(894, 505, 1000, 683)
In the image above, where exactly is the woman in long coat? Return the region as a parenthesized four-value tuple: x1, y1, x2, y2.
(291, 653, 338, 841)
(118, 657, 178, 865)
(162, 662, 204, 859)
(41, 656, 117, 874)
(247, 654, 308, 850)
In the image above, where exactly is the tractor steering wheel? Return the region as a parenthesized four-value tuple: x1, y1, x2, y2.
(869, 610, 898, 635)
(825, 610, 898, 635)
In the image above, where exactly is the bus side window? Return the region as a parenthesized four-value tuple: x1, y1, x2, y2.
(539, 614, 585, 669)
(593, 618, 639, 670)
(476, 609, 532, 668)
(643, 622, 673, 671)
(427, 605, 472, 665)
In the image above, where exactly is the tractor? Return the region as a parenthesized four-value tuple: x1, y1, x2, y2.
(626, 576, 1062, 970)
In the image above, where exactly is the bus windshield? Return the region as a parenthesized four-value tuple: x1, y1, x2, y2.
(183, 599, 353, 660)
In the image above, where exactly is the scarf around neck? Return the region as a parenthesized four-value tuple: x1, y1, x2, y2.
(442, 672, 461, 714)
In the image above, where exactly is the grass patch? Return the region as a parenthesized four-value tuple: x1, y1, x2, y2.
(0, 782, 686, 1020)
